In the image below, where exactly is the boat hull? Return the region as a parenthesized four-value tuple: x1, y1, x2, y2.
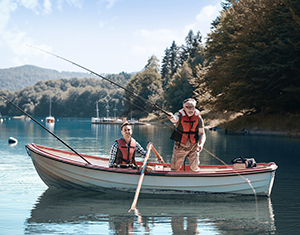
(25, 144, 277, 196)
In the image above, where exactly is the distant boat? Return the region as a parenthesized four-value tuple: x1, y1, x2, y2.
(91, 102, 101, 123)
(46, 98, 55, 123)
(91, 102, 148, 125)
(92, 117, 123, 124)
(91, 102, 123, 124)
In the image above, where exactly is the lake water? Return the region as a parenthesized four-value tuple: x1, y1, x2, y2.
(1, 117, 300, 234)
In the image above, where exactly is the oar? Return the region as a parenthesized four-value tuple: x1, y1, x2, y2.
(0, 94, 91, 165)
(151, 145, 165, 164)
(128, 142, 153, 212)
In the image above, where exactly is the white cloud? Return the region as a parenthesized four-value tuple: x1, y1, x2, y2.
(20, 0, 40, 14)
(43, 0, 52, 15)
(2, 28, 52, 65)
(104, 0, 118, 9)
(57, 0, 83, 11)
(0, 0, 83, 68)
(20, 0, 38, 9)
(131, 29, 181, 58)
(131, 3, 222, 59)
(185, 3, 222, 39)
(99, 20, 108, 28)
(132, 29, 182, 56)
(0, 0, 17, 32)
(134, 29, 178, 43)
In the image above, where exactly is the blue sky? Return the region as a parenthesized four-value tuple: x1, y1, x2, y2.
(0, 0, 222, 74)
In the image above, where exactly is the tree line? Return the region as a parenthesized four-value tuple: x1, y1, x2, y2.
(0, 73, 131, 118)
(1, 0, 299, 119)
(124, 0, 300, 118)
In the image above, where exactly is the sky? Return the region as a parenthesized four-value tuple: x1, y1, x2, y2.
(0, 0, 223, 74)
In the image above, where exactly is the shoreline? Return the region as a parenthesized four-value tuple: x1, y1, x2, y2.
(206, 126, 300, 137)
(203, 112, 300, 138)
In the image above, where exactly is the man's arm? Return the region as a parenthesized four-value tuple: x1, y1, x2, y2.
(167, 112, 179, 124)
(109, 141, 118, 167)
(136, 142, 147, 157)
(197, 127, 206, 152)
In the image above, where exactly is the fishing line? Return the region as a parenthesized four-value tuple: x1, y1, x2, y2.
(115, 93, 152, 116)
(119, 93, 257, 195)
(27, 44, 171, 117)
(28, 45, 258, 198)
(203, 148, 257, 196)
(0, 94, 91, 165)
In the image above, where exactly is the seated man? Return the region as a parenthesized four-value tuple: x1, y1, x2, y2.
(109, 121, 146, 168)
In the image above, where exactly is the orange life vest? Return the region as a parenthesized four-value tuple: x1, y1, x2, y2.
(115, 138, 136, 164)
(170, 109, 200, 145)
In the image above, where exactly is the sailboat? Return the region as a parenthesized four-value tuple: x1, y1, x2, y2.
(46, 97, 55, 123)
(91, 102, 122, 124)
(91, 102, 101, 124)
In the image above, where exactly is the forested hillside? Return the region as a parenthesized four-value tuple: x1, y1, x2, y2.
(1, 0, 299, 127)
(0, 65, 97, 91)
(0, 73, 132, 117)
(193, 0, 300, 115)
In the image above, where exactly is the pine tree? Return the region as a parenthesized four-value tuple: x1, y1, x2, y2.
(123, 56, 163, 118)
(195, 0, 300, 114)
(165, 61, 195, 112)
(169, 41, 180, 77)
(161, 47, 171, 89)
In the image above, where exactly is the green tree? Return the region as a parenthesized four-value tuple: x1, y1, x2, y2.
(169, 41, 180, 78)
(161, 47, 171, 88)
(0, 73, 132, 117)
(195, 0, 300, 114)
(165, 61, 195, 112)
(161, 41, 180, 89)
(123, 56, 163, 118)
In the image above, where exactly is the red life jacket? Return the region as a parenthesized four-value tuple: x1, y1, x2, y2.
(170, 109, 200, 145)
(116, 138, 136, 164)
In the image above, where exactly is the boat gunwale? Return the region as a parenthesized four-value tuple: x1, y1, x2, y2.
(26, 143, 278, 178)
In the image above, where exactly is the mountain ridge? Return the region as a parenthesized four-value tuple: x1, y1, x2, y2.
(0, 64, 98, 91)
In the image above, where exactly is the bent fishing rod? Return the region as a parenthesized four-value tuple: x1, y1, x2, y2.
(27, 44, 171, 117)
(0, 94, 91, 165)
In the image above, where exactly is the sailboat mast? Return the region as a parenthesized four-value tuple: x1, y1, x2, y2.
(96, 102, 99, 119)
(49, 97, 52, 117)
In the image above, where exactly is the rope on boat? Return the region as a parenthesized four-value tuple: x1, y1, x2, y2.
(27, 45, 259, 198)
(203, 148, 257, 197)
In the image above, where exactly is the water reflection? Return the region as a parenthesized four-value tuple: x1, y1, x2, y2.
(25, 189, 276, 234)
(46, 122, 55, 133)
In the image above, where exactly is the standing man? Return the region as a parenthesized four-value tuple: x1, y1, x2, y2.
(168, 98, 206, 171)
(109, 121, 146, 168)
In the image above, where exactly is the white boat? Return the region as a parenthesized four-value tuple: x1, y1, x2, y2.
(25, 143, 277, 197)
(91, 102, 147, 125)
(91, 102, 121, 124)
(46, 116, 55, 123)
(92, 117, 123, 124)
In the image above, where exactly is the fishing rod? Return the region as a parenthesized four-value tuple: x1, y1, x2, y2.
(27, 44, 171, 117)
(26, 46, 258, 199)
(0, 94, 91, 165)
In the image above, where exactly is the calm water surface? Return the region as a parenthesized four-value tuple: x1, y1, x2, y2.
(0, 118, 300, 234)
